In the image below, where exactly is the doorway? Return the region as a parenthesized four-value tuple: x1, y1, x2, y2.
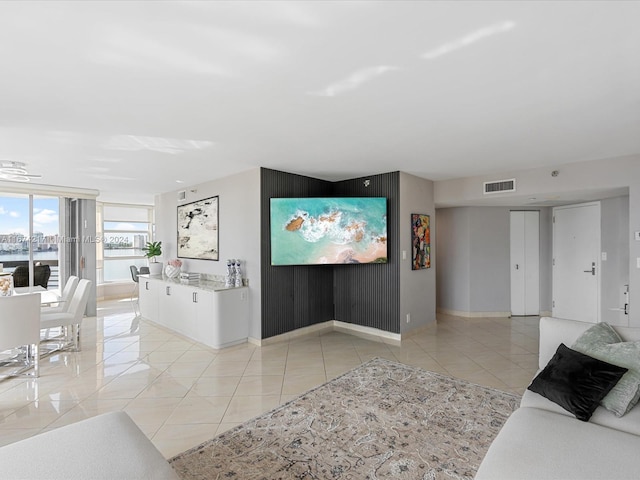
(552, 202, 600, 323)
(510, 211, 540, 316)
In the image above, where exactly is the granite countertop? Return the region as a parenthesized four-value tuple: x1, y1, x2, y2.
(139, 274, 247, 292)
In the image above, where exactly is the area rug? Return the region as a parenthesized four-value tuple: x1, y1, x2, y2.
(170, 358, 519, 480)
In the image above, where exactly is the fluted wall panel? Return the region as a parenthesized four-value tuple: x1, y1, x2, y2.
(333, 172, 401, 333)
(260, 168, 401, 339)
(260, 168, 333, 338)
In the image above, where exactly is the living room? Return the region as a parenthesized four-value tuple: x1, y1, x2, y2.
(0, 1, 639, 478)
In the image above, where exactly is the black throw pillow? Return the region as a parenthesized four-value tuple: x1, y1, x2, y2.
(528, 343, 628, 422)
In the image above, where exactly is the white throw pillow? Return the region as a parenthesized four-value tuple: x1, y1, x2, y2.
(572, 322, 640, 417)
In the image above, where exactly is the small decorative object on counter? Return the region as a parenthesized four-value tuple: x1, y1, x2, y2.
(143, 241, 163, 275)
(0, 274, 13, 296)
(234, 259, 243, 287)
(179, 272, 201, 284)
(165, 259, 182, 279)
(225, 259, 235, 288)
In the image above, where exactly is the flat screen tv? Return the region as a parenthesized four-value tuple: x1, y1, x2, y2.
(270, 197, 388, 266)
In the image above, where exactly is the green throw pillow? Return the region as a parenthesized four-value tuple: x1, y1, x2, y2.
(572, 322, 640, 417)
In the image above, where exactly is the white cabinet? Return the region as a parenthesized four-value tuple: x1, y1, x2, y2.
(192, 289, 214, 343)
(139, 278, 159, 321)
(140, 276, 249, 349)
(159, 282, 191, 333)
(209, 287, 249, 348)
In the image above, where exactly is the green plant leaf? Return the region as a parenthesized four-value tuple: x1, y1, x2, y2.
(143, 241, 162, 260)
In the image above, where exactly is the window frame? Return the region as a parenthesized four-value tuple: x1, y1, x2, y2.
(98, 202, 154, 284)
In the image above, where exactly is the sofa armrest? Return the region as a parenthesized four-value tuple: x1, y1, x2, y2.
(0, 411, 179, 480)
(475, 407, 640, 480)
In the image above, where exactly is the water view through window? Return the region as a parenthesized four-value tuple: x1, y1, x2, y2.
(99, 204, 153, 283)
(0, 195, 60, 288)
(102, 222, 149, 281)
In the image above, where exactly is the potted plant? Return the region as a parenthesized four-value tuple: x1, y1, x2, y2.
(143, 241, 163, 275)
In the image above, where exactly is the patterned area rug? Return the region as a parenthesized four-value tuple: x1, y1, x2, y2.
(170, 358, 519, 479)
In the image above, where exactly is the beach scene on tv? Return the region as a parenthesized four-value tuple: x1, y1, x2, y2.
(270, 197, 388, 265)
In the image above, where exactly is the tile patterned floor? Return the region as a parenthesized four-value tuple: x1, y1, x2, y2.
(0, 298, 539, 458)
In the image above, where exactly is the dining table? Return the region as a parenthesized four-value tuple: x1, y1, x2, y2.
(13, 286, 63, 306)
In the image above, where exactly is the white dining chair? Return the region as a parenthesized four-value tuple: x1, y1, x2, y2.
(0, 293, 40, 377)
(40, 279, 91, 352)
(42, 275, 79, 314)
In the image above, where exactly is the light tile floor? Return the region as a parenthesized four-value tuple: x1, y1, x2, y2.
(0, 298, 540, 458)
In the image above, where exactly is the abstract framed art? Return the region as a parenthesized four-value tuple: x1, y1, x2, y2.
(177, 196, 219, 261)
(411, 213, 430, 270)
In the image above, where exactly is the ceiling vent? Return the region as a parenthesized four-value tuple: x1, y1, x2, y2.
(483, 178, 516, 194)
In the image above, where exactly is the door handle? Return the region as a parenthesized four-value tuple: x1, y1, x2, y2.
(583, 262, 596, 275)
(515, 264, 519, 270)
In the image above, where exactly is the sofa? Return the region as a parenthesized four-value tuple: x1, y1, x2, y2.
(476, 316, 640, 479)
(0, 411, 179, 479)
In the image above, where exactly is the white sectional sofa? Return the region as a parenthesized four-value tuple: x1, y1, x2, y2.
(0, 411, 179, 480)
(476, 316, 640, 479)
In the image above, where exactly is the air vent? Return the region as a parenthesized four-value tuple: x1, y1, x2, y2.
(483, 178, 516, 194)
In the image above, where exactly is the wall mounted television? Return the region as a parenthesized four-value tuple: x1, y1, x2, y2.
(270, 197, 388, 266)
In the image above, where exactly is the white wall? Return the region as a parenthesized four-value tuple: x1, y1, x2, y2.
(468, 207, 511, 313)
(436, 208, 471, 312)
(436, 206, 553, 316)
(399, 172, 436, 333)
(435, 155, 640, 326)
(601, 195, 630, 325)
(155, 168, 262, 339)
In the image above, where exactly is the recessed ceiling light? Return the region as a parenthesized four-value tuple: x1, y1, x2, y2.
(176, 180, 184, 183)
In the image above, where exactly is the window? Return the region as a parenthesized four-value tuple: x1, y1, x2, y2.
(98, 203, 154, 283)
(0, 193, 61, 289)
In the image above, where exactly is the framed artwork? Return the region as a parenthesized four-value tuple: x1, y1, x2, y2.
(177, 196, 219, 261)
(411, 214, 430, 270)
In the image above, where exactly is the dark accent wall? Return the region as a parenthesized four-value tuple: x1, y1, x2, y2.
(260, 168, 334, 338)
(333, 172, 401, 333)
(260, 168, 401, 339)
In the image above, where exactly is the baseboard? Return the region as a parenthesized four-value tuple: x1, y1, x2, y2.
(97, 281, 136, 302)
(437, 308, 511, 318)
(98, 294, 133, 302)
(333, 321, 402, 345)
(540, 310, 552, 317)
(252, 321, 334, 347)
(253, 320, 401, 346)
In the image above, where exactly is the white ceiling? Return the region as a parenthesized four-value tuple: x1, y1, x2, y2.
(0, 1, 638, 204)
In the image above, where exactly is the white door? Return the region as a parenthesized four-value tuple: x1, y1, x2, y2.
(552, 202, 600, 323)
(510, 211, 540, 316)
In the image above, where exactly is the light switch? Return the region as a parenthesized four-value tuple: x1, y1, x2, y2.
(601, 252, 607, 261)
(402, 250, 407, 260)
(637, 257, 640, 269)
